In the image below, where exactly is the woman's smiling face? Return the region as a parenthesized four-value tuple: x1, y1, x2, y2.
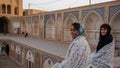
(70, 25, 78, 39)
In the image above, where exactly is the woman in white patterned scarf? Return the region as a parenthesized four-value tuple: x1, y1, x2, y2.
(52, 22, 91, 68)
(91, 24, 115, 68)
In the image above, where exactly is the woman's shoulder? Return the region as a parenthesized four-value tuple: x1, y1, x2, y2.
(75, 36, 86, 40)
(74, 36, 88, 45)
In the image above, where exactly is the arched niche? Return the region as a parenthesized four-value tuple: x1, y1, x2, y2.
(43, 58, 54, 68)
(82, 11, 104, 51)
(109, 11, 120, 57)
(26, 50, 34, 63)
(64, 14, 78, 42)
(15, 45, 21, 55)
(46, 16, 56, 40)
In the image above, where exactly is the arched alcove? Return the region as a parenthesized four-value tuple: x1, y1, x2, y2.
(43, 58, 54, 68)
(46, 16, 56, 40)
(64, 14, 78, 42)
(33, 21, 39, 36)
(15, 45, 21, 62)
(26, 50, 34, 68)
(82, 11, 104, 51)
(109, 11, 120, 56)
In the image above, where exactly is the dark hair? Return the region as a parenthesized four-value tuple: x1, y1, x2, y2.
(72, 23, 80, 30)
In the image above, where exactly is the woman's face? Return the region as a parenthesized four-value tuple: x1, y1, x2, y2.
(70, 25, 78, 39)
(101, 27, 107, 36)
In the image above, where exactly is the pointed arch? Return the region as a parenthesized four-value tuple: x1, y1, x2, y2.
(26, 50, 34, 68)
(64, 14, 78, 42)
(82, 11, 104, 51)
(33, 18, 39, 37)
(109, 10, 120, 31)
(43, 58, 54, 68)
(46, 16, 56, 40)
(82, 11, 104, 30)
(109, 10, 120, 56)
(15, 45, 21, 62)
(15, 45, 21, 55)
(26, 50, 34, 63)
(64, 14, 78, 28)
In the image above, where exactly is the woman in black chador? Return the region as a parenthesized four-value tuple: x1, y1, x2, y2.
(91, 24, 114, 68)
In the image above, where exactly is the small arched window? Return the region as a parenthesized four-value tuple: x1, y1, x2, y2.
(14, 7, 18, 15)
(2, 4, 6, 14)
(7, 5, 11, 14)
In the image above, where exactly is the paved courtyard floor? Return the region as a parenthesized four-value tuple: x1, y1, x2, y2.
(0, 55, 20, 68)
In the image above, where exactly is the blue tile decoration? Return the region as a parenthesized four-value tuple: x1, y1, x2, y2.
(44, 14, 55, 38)
(109, 5, 120, 21)
(44, 14, 55, 24)
(64, 11, 79, 21)
(42, 54, 57, 64)
(72, 11, 79, 20)
(82, 7, 104, 20)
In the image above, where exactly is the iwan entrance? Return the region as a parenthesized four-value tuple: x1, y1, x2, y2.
(0, 16, 9, 33)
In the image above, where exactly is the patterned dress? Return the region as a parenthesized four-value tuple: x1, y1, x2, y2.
(91, 40, 115, 68)
(52, 36, 91, 68)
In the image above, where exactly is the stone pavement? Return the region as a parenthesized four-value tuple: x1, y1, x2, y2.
(0, 55, 20, 68)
